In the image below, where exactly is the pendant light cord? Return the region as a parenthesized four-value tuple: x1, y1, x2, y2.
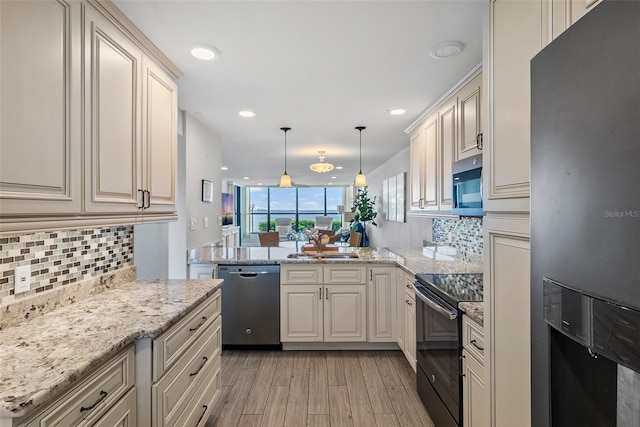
(356, 126, 366, 173)
(281, 127, 290, 173)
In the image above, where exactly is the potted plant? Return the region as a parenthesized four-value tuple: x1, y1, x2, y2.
(350, 186, 377, 246)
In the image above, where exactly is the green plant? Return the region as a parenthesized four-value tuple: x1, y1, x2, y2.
(351, 186, 377, 226)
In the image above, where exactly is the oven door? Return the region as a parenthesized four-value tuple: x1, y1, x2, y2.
(413, 283, 461, 427)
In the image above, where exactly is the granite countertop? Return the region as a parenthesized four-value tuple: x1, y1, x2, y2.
(187, 245, 483, 276)
(0, 278, 223, 419)
(459, 301, 484, 326)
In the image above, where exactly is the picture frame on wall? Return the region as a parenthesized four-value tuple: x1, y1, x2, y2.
(202, 179, 213, 202)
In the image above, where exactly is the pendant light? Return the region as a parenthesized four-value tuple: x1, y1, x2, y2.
(354, 126, 367, 187)
(279, 127, 292, 188)
(309, 151, 334, 173)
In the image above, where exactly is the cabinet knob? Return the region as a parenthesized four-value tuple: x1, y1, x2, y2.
(476, 133, 484, 150)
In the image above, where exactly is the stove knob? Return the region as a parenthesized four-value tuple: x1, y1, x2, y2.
(431, 375, 436, 383)
(245, 328, 252, 334)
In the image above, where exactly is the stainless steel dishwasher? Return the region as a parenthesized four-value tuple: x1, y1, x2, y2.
(218, 264, 281, 349)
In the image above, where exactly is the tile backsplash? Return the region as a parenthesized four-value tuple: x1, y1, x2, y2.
(432, 217, 483, 257)
(0, 226, 134, 305)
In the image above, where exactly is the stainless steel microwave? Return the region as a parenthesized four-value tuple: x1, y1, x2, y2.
(452, 154, 484, 217)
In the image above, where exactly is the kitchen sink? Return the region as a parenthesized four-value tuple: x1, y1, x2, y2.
(286, 252, 360, 259)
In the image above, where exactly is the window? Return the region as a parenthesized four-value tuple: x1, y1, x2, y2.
(247, 187, 344, 233)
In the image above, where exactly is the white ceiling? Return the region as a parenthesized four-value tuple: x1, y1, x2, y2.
(113, 0, 484, 187)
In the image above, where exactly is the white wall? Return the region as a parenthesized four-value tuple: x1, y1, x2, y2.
(364, 147, 434, 248)
(185, 114, 223, 249)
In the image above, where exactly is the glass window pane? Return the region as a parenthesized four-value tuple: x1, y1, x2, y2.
(249, 187, 269, 233)
(269, 187, 296, 232)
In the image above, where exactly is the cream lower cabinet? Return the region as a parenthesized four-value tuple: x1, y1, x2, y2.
(367, 267, 396, 342)
(462, 315, 489, 427)
(397, 270, 416, 371)
(280, 265, 367, 342)
(484, 216, 530, 426)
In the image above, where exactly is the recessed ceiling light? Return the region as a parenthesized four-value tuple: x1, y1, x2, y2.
(389, 108, 406, 115)
(221, 166, 228, 171)
(190, 45, 219, 61)
(430, 41, 465, 59)
(331, 176, 337, 179)
(243, 177, 250, 180)
(335, 166, 344, 170)
(238, 110, 256, 118)
(257, 182, 263, 186)
(328, 183, 333, 186)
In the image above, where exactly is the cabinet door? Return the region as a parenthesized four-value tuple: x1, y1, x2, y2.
(396, 269, 406, 350)
(280, 285, 323, 342)
(463, 350, 489, 427)
(438, 100, 456, 209)
(409, 129, 425, 209)
(457, 73, 483, 160)
(368, 267, 396, 342)
(486, 0, 540, 212)
(0, 0, 82, 216)
(142, 58, 177, 212)
(485, 216, 530, 426)
(324, 285, 366, 342)
(84, 6, 143, 213)
(404, 298, 416, 371)
(423, 114, 439, 210)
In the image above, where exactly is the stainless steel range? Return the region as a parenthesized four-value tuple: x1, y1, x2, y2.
(412, 273, 483, 427)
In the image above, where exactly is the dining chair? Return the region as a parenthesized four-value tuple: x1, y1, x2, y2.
(258, 232, 280, 247)
(349, 231, 362, 247)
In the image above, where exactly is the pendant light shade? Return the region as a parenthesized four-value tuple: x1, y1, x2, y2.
(354, 126, 367, 187)
(279, 127, 292, 188)
(309, 151, 334, 173)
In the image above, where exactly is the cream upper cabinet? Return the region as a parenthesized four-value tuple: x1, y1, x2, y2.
(0, 0, 82, 216)
(457, 73, 483, 160)
(84, 5, 143, 214)
(485, 0, 540, 213)
(367, 267, 397, 342)
(407, 71, 482, 215)
(142, 57, 177, 212)
(438, 99, 456, 209)
(84, 8, 176, 215)
(542, 0, 602, 46)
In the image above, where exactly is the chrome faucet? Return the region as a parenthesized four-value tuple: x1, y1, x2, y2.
(306, 231, 323, 253)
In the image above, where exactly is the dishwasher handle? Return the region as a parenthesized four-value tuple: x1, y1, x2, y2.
(411, 283, 458, 320)
(227, 271, 271, 278)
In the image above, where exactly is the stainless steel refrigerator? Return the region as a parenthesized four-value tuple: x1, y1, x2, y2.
(531, 1, 640, 426)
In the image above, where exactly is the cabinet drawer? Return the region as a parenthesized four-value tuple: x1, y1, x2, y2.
(404, 273, 416, 301)
(324, 266, 366, 284)
(281, 266, 323, 284)
(153, 290, 221, 381)
(24, 346, 135, 427)
(92, 386, 136, 427)
(152, 316, 221, 427)
(174, 357, 221, 427)
(463, 315, 485, 365)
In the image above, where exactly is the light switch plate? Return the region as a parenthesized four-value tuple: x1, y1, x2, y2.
(190, 218, 197, 231)
(14, 265, 31, 294)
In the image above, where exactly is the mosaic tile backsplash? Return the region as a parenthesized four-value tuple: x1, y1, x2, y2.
(432, 217, 483, 256)
(0, 226, 134, 305)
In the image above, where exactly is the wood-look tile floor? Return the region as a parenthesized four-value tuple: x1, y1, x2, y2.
(205, 350, 435, 427)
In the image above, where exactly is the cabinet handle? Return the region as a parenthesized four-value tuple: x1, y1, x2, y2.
(325, 287, 329, 300)
(406, 299, 412, 306)
(370, 270, 373, 281)
(138, 189, 145, 209)
(189, 316, 207, 332)
(470, 339, 484, 351)
(196, 405, 208, 426)
(144, 190, 151, 209)
(476, 133, 483, 150)
(418, 198, 424, 209)
(80, 390, 108, 412)
(319, 287, 322, 299)
(190, 356, 208, 377)
(460, 355, 466, 377)
(406, 284, 412, 289)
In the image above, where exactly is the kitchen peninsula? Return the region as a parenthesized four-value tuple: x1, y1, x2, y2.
(0, 268, 223, 426)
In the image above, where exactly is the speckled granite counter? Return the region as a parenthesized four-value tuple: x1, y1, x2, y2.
(187, 246, 483, 276)
(0, 277, 223, 418)
(459, 302, 484, 326)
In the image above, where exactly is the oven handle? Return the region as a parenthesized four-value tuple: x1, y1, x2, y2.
(411, 283, 458, 320)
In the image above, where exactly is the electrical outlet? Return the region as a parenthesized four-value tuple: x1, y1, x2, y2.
(203, 217, 209, 228)
(14, 265, 31, 294)
(190, 218, 197, 231)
